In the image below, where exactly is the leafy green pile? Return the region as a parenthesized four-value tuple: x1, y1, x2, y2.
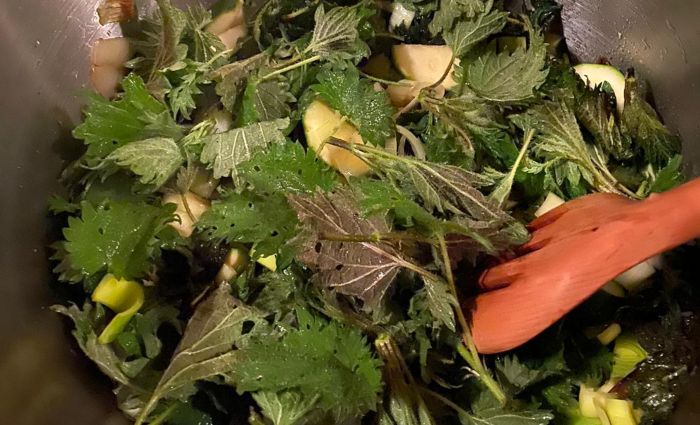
(49, 0, 693, 424)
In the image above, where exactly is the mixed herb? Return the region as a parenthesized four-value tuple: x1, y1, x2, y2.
(50, 0, 697, 424)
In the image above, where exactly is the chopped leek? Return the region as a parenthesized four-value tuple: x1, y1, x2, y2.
(611, 335, 648, 379)
(91, 274, 144, 344)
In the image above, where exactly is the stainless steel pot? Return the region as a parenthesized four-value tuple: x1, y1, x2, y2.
(1, 0, 698, 423)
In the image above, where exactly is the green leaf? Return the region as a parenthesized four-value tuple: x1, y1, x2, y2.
(108, 137, 184, 188)
(252, 391, 318, 425)
(213, 53, 271, 112)
(239, 142, 338, 195)
(495, 350, 566, 395)
(575, 88, 633, 161)
(288, 190, 406, 308)
(197, 191, 300, 264)
(650, 155, 684, 193)
(512, 99, 625, 196)
(130, 0, 189, 85)
(417, 276, 458, 331)
(443, 8, 507, 57)
(166, 63, 206, 120)
(231, 310, 383, 421)
(186, 6, 227, 63)
(199, 118, 289, 179)
(134, 306, 182, 359)
(52, 302, 140, 389)
(306, 4, 369, 62)
(465, 19, 548, 103)
(420, 116, 473, 169)
(73, 74, 182, 161)
(311, 67, 394, 146)
(136, 283, 268, 424)
(239, 77, 294, 125)
(355, 178, 438, 231)
(63, 201, 175, 280)
(429, 0, 486, 35)
(622, 77, 681, 167)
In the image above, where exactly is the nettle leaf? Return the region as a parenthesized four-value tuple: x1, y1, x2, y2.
(422, 91, 501, 150)
(213, 53, 271, 112)
(413, 276, 457, 331)
(650, 155, 684, 193)
(199, 118, 289, 179)
(63, 201, 176, 280)
(288, 190, 407, 307)
(239, 142, 338, 195)
(136, 283, 268, 424)
(52, 302, 140, 389)
(108, 137, 183, 188)
(311, 67, 394, 146)
(305, 4, 369, 62)
(465, 19, 548, 103)
(355, 178, 438, 231)
(443, 7, 507, 57)
(512, 99, 624, 195)
(187, 5, 227, 63)
(575, 88, 633, 161)
(231, 310, 383, 421)
(622, 77, 681, 167)
(252, 390, 317, 425)
(239, 76, 294, 125)
(496, 351, 567, 395)
(429, 0, 486, 36)
(73, 74, 182, 161)
(131, 0, 189, 85)
(197, 191, 300, 264)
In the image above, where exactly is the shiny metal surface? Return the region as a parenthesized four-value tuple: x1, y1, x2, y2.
(0, 0, 698, 423)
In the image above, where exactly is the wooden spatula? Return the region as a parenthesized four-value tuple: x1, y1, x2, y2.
(468, 178, 700, 354)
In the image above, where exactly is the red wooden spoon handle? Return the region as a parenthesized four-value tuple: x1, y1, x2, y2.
(470, 177, 700, 354)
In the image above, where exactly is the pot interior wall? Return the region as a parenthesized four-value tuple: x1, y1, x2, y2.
(0, 0, 698, 423)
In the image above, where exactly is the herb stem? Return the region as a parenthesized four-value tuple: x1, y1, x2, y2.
(359, 71, 409, 86)
(147, 403, 178, 425)
(320, 231, 435, 245)
(427, 55, 455, 90)
(419, 386, 472, 418)
(282, 2, 318, 21)
(261, 55, 321, 81)
(437, 234, 506, 405)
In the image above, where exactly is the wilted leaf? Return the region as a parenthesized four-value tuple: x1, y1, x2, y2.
(136, 283, 267, 424)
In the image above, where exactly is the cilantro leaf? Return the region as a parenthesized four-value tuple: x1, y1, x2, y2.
(231, 310, 383, 422)
(305, 4, 370, 63)
(130, 0, 189, 85)
(63, 201, 175, 280)
(239, 142, 338, 195)
(108, 137, 184, 188)
(443, 7, 507, 57)
(73, 74, 182, 161)
(465, 19, 548, 103)
(622, 77, 682, 167)
(430, 0, 486, 35)
(137, 283, 268, 423)
(311, 67, 394, 146)
(197, 191, 300, 264)
(199, 118, 289, 179)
